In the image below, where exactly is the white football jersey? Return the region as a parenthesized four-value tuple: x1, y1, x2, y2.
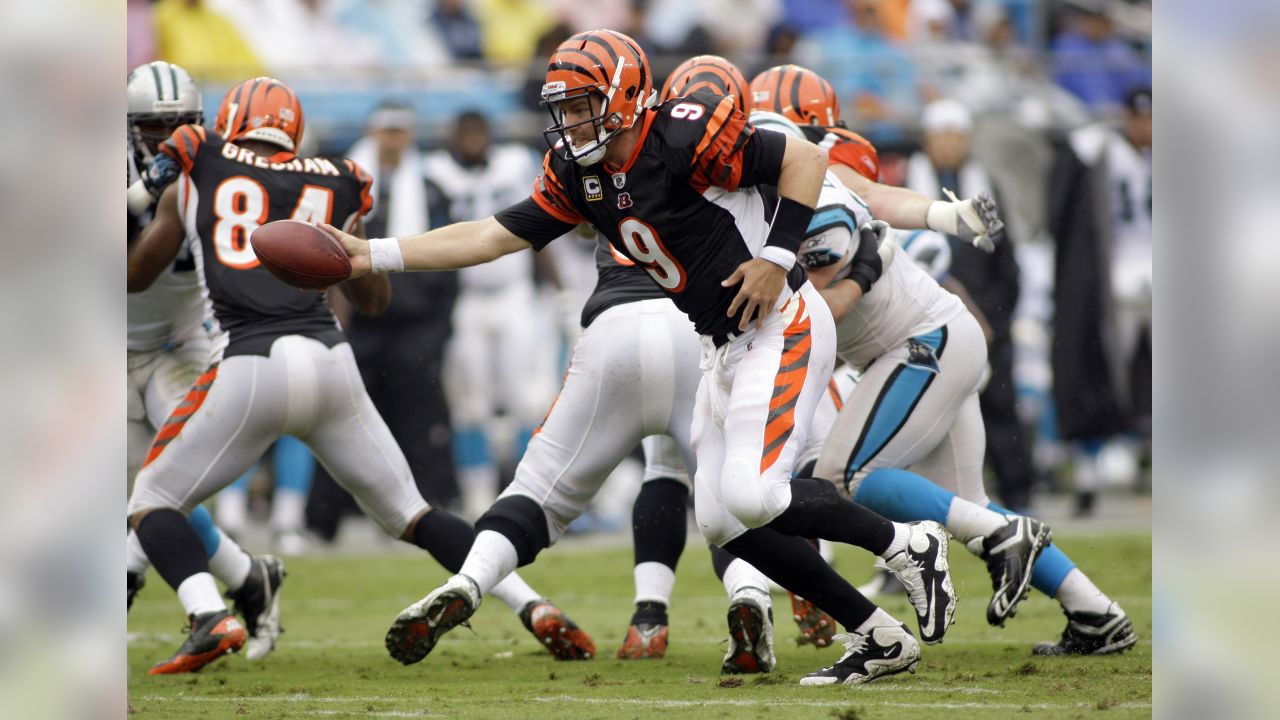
(802, 174, 966, 370)
(424, 145, 541, 291)
(127, 148, 208, 352)
(1104, 133, 1152, 264)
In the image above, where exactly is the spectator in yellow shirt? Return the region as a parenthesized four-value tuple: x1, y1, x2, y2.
(152, 0, 264, 82)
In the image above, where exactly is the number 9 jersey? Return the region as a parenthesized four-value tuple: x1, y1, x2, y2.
(495, 90, 803, 342)
(159, 125, 374, 358)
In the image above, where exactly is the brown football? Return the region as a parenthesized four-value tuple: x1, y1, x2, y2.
(250, 220, 352, 290)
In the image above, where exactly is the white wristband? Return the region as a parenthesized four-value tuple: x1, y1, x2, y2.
(368, 237, 404, 273)
(759, 245, 797, 271)
(925, 200, 959, 235)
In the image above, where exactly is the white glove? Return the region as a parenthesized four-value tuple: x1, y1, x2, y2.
(926, 188, 1004, 252)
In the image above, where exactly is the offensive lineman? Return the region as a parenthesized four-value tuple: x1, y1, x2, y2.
(126, 77, 594, 674)
(126, 61, 284, 661)
(753, 71, 1137, 654)
(320, 30, 959, 686)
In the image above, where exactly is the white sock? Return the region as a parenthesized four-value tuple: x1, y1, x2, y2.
(458, 530, 519, 596)
(458, 467, 499, 521)
(270, 489, 307, 533)
(217, 488, 249, 534)
(945, 497, 1008, 544)
(126, 530, 150, 575)
(489, 572, 542, 612)
(207, 531, 252, 591)
(634, 561, 676, 606)
(176, 572, 227, 616)
(879, 522, 911, 559)
(855, 606, 899, 633)
(722, 558, 770, 600)
(1054, 568, 1113, 615)
(1072, 446, 1100, 492)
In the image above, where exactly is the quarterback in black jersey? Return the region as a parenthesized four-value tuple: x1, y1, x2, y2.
(321, 31, 958, 685)
(126, 77, 595, 676)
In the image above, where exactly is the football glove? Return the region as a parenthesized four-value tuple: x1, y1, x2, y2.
(926, 188, 1004, 252)
(127, 154, 180, 215)
(835, 220, 892, 294)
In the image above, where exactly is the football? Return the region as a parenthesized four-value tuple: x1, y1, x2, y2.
(250, 220, 352, 290)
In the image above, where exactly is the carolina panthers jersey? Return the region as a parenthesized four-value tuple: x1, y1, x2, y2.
(160, 125, 373, 357)
(1103, 133, 1152, 261)
(495, 91, 802, 340)
(800, 125, 880, 181)
(424, 145, 540, 292)
(127, 147, 206, 353)
(803, 175, 966, 370)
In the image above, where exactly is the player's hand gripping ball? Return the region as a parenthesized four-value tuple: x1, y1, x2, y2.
(250, 220, 353, 290)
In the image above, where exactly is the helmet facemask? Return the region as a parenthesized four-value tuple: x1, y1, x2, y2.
(129, 111, 204, 168)
(542, 83, 621, 167)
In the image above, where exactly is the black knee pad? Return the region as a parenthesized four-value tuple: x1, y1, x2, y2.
(476, 495, 551, 567)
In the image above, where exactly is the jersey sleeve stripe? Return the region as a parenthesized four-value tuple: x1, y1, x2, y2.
(692, 95, 736, 164)
(531, 187, 583, 224)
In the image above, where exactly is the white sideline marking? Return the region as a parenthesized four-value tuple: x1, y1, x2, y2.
(139, 694, 1151, 711)
(531, 695, 1153, 711)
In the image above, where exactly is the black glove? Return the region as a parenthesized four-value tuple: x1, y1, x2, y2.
(835, 220, 889, 294)
(141, 153, 180, 198)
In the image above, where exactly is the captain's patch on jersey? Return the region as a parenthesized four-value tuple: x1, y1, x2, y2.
(583, 176, 603, 202)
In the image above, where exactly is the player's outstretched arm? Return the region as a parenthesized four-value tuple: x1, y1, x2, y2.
(319, 217, 532, 279)
(127, 183, 184, 293)
(829, 164, 1003, 251)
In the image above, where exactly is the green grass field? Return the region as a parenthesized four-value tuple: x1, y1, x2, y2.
(127, 531, 1151, 719)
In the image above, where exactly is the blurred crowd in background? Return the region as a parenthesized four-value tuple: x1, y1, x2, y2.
(126, 0, 1151, 553)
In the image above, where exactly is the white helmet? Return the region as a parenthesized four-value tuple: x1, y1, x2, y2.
(897, 229, 952, 282)
(747, 110, 804, 139)
(127, 61, 203, 167)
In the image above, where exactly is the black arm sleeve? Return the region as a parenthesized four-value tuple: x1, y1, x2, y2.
(493, 197, 579, 251)
(737, 128, 787, 188)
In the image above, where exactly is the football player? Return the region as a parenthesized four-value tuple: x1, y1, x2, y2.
(321, 31, 958, 686)
(125, 77, 594, 674)
(126, 61, 284, 661)
(762, 106, 1136, 654)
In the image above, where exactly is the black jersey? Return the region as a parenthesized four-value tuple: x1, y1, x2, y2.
(161, 125, 374, 357)
(579, 234, 665, 328)
(495, 91, 804, 341)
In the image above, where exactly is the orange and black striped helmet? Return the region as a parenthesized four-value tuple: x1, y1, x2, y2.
(660, 55, 749, 112)
(749, 65, 842, 128)
(541, 29, 655, 165)
(214, 77, 305, 152)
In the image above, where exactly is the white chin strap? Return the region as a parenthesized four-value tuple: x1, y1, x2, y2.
(569, 126, 609, 166)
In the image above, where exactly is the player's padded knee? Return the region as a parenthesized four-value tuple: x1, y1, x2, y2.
(721, 457, 789, 529)
(852, 468, 954, 524)
(986, 501, 1076, 596)
(186, 505, 223, 557)
(476, 495, 550, 567)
